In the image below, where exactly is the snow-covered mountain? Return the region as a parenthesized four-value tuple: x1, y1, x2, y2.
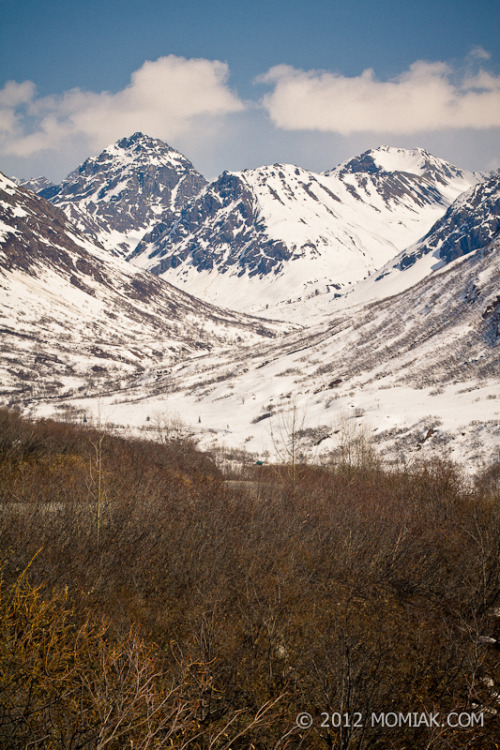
(0, 172, 282, 404)
(19, 176, 55, 193)
(2, 138, 497, 470)
(39, 133, 207, 257)
(129, 146, 478, 316)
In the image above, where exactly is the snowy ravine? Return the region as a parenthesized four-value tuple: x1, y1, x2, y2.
(33, 230, 499, 473)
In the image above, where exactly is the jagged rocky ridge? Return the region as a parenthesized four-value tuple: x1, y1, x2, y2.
(394, 172, 500, 271)
(128, 146, 478, 315)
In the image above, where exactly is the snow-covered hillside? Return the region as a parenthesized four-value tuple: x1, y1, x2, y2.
(0, 172, 283, 405)
(38, 133, 207, 257)
(129, 146, 478, 317)
(61, 229, 499, 470)
(318, 172, 500, 312)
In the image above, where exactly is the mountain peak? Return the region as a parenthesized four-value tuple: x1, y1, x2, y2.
(120, 131, 148, 143)
(114, 131, 156, 150)
(329, 145, 470, 181)
(369, 146, 442, 176)
(19, 175, 55, 194)
(114, 131, 172, 152)
(39, 133, 207, 256)
(373, 145, 430, 158)
(100, 132, 193, 170)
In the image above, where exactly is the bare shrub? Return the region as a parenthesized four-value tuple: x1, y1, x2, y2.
(1, 408, 500, 748)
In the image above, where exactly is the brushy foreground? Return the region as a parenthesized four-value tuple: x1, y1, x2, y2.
(0, 408, 499, 749)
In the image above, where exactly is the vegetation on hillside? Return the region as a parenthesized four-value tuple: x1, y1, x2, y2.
(0, 408, 499, 748)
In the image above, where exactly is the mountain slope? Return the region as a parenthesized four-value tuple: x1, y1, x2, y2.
(129, 146, 478, 316)
(39, 133, 207, 256)
(89, 229, 499, 467)
(2, 140, 497, 469)
(393, 171, 500, 272)
(341, 172, 500, 307)
(0, 172, 282, 405)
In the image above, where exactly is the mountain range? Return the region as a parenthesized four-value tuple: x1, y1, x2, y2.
(129, 146, 478, 316)
(1, 134, 498, 467)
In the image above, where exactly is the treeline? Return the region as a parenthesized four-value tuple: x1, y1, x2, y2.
(0, 407, 499, 748)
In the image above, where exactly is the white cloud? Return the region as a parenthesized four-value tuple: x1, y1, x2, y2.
(1, 54, 499, 181)
(258, 60, 500, 134)
(0, 56, 244, 157)
(468, 46, 491, 61)
(0, 80, 36, 135)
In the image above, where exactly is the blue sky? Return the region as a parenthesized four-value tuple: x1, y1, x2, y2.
(1, 0, 499, 180)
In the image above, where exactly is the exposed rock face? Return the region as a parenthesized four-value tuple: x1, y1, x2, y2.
(131, 170, 292, 278)
(39, 132, 207, 256)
